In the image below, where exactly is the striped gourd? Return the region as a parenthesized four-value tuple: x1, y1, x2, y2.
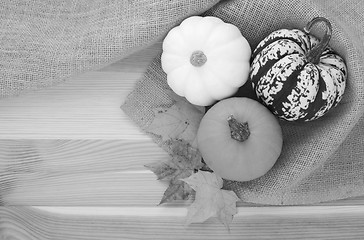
(249, 17, 347, 122)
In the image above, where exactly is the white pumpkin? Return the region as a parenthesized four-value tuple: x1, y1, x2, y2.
(161, 16, 251, 106)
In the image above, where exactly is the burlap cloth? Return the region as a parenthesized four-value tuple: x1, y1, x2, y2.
(2, 0, 364, 205)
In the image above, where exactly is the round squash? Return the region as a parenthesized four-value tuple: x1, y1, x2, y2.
(197, 97, 283, 182)
(250, 17, 347, 121)
(161, 16, 251, 106)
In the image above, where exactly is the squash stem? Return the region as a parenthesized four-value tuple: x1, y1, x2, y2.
(227, 115, 250, 142)
(304, 17, 332, 64)
(190, 50, 207, 67)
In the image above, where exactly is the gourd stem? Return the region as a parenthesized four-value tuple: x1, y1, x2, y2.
(190, 50, 207, 67)
(227, 115, 250, 142)
(304, 17, 332, 64)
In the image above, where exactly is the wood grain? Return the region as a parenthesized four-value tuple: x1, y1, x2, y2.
(2, 171, 168, 206)
(0, 139, 168, 173)
(1, 41, 364, 239)
(1, 206, 364, 240)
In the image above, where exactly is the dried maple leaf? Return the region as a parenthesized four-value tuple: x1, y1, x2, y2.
(160, 180, 192, 204)
(182, 171, 240, 230)
(145, 94, 204, 147)
(145, 140, 204, 204)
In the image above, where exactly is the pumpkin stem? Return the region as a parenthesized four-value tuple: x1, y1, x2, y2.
(190, 50, 207, 67)
(227, 115, 250, 142)
(304, 17, 332, 64)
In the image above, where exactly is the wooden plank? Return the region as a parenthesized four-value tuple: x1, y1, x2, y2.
(3, 164, 364, 207)
(2, 171, 167, 206)
(1, 206, 364, 240)
(0, 71, 145, 139)
(0, 139, 168, 172)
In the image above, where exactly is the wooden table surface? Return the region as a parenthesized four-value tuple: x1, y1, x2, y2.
(1, 42, 364, 239)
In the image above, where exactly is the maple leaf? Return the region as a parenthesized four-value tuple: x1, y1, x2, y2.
(159, 178, 192, 205)
(168, 138, 202, 161)
(182, 171, 240, 230)
(145, 140, 204, 204)
(145, 93, 204, 147)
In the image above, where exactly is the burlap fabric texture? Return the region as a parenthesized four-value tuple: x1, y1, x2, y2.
(123, 0, 364, 205)
(0, 0, 219, 97)
(2, 0, 364, 205)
